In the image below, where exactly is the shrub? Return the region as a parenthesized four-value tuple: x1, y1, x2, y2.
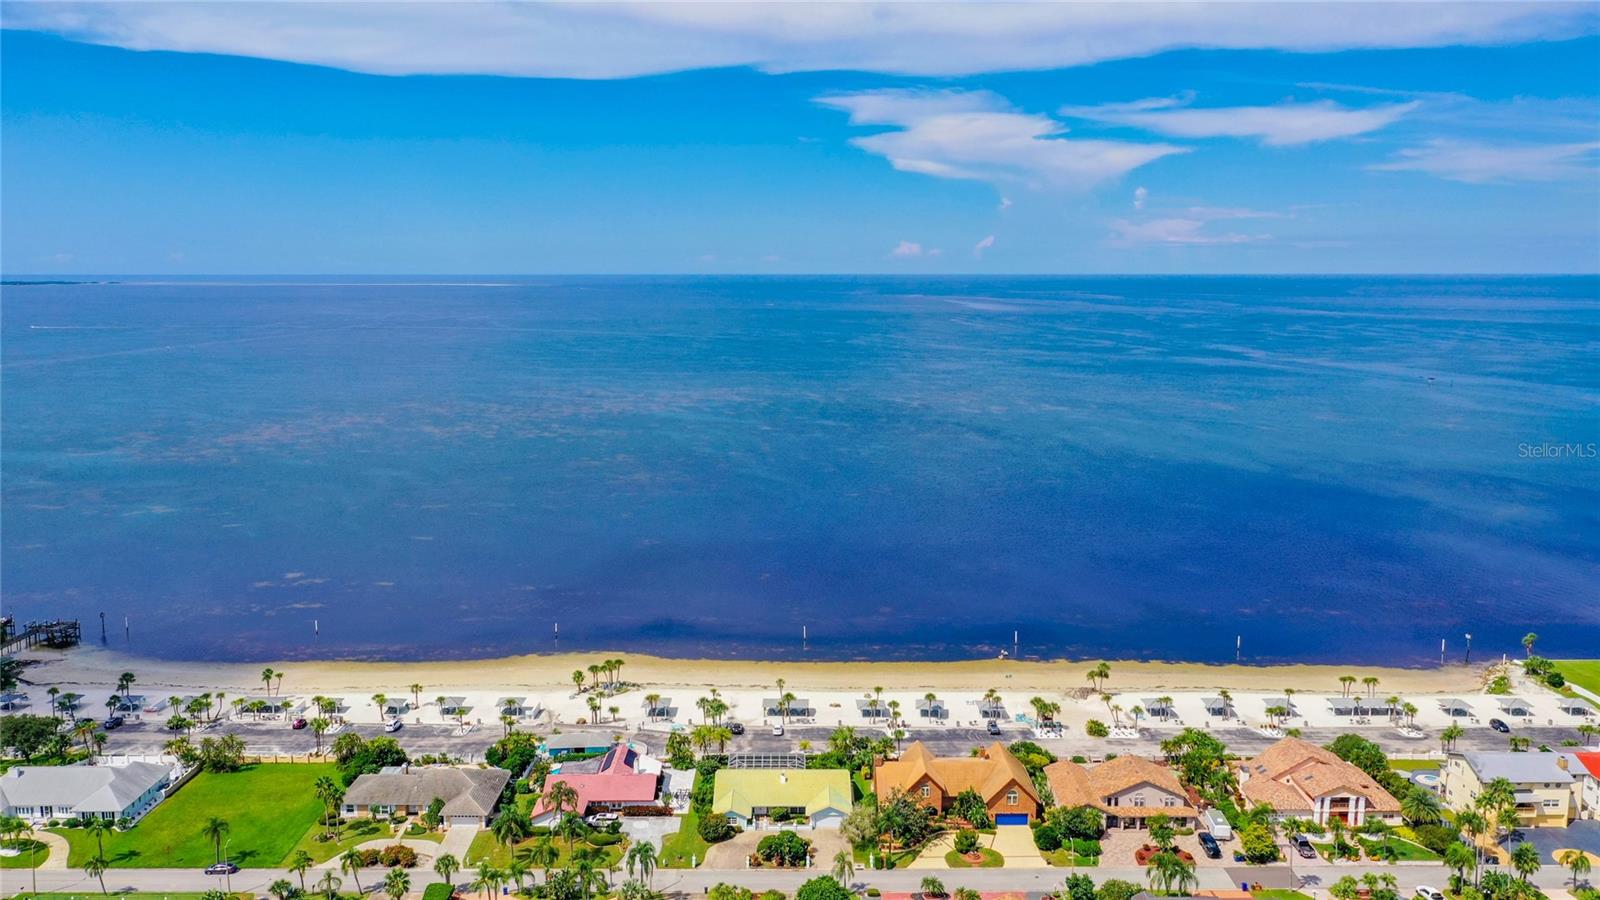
(1032, 822, 1062, 851)
(953, 830, 980, 854)
(1070, 755, 1088, 764)
(759, 892, 785, 900)
(380, 844, 418, 868)
(1410, 824, 1462, 854)
(1240, 822, 1279, 863)
(795, 876, 853, 900)
(618, 805, 675, 817)
(1096, 880, 1142, 900)
(1084, 720, 1109, 738)
(422, 884, 454, 900)
(698, 816, 737, 843)
(708, 884, 754, 900)
(588, 832, 623, 846)
(867, 891, 882, 898)
(756, 831, 811, 867)
(1062, 874, 1096, 900)
(1054, 805, 1105, 840)
(1071, 839, 1102, 858)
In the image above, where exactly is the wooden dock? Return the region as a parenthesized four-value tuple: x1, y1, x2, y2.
(0, 618, 82, 655)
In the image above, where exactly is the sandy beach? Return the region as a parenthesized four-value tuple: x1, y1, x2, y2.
(21, 642, 1484, 697)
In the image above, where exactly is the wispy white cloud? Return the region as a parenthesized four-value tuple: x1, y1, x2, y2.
(818, 89, 1184, 190)
(998, 197, 1013, 211)
(973, 235, 996, 258)
(1368, 139, 1600, 183)
(1061, 96, 1419, 146)
(890, 240, 924, 258)
(4, 2, 1591, 79)
(1133, 186, 1149, 209)
(1110, 207, 1281, 245)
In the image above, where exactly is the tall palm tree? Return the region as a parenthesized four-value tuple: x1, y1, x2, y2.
(1362, 676, 1380, 698)
(372, 693, 388, 718)
(409, 683, 424, 710)
(85, 817, 111, 858)
(269, 878, 298, 900)
(1510, 843, 1541, 881)
(626, 840, 657, 887)
(316, 871, 343, 900)
(261, 668, 277, 698)
(435, 852, 460, 888)
(779, 692, 796, 726)
(117, 671, 136, 700)
(311, 718, 330, 755)
(315, 776, 344, 835)
(288, 849, 314, 892)
(518, 838, 560, 883)
(1445, 841, 1476, 887)
(1522, 633, 1538, 657)
(83, 854, 109, 894)
(491, 807, 532, 847)
(340, 848, 366, 893)
(1565, 848, 1592, 888)
(572, 670, 586, 693)
(473, 862, 498, 900)
(202, 816, 231, 864)
(644, 693, 662, 722)
(384, 867, 410, 900)
(831, 849, 855, 886)
(1339, 676, 1356, 697)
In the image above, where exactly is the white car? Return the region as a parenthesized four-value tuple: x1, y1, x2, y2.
(1415, 886, 1444, 900)
(771, 724, 784, 736)
(585, 813, 619, 827)
(384, 717, 403, 733)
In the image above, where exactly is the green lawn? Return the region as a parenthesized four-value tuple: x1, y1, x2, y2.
(659, 812, 713, 869)
(284, 817, 412, 865)
(1358, 837, 1441, 862)
(1388, 759, 1440, 772)
(1252, 891, 1314, 900)
(55, 763, 336, 868)
(945, 848, 1004, 868)
(852, 841, 922, 870)
(1555, 660, 1600, 697)
(1041, 850, 1100, 867)
(465, 830, 624, 869)
(0, 838, 50, 868)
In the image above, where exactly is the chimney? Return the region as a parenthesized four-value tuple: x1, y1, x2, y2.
(1557, 756, 1568, 771)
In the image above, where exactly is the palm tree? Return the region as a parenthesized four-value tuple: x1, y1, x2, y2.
(1339, 675, 1356, 697)
(85, 817, 111, 858)
(84, 854, 109, 894)
(518, 837, 560, 882)
(1400, 787, 1442, 825)
(472, 862, 499, 900)
(288, 849, 314, 892)
(587, 664, 602, 690)
(831, 849, 855, 886)
(275, 670, 286, 696)
(202, 816, 231, 864)
(117, 671, 137, 699)
(269, 878, 298, 900)
(572, 670, 586, 693)
(316, 871, 343, 900)
(315, 775, 344, 835)
(1402, 701, 1419, 726)
(384, 867, 410, 900)
(544, 780, 581, 846)
(409, 683, 424, 710)
(1362, 676, 1379, 698)
(1442, 722, 1465, 750)
(340, 847, 366, 893)
(261, 667, 277, 697)
(435, 851, 461, 888)
(1522, 632, 1538, 657)
(953, 888, 980, 900)
(626, 840, 658, 887)
(1457, 809, 1488, 882)
(608, 704, 621, 724)
(644, 693, 662, 722)
(1445, 841, 1476, 887)
(1564, 848, 1592, 888)
(920, 877, 948, 898)
(310, 717, 330, 755)
(372, 693, 388, 718)
(779, 691, 797, 726)
(1511, 842, 1541, 881)
(491, 806, 532, 847)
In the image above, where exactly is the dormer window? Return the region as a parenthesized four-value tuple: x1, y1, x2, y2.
(1006, 789, 1019, 806)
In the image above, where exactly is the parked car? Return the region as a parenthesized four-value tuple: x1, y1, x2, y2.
(73, 717, 96, 729)
(1489, 718, 1510, 733)
(103, 715, 125, 730)
(290, 717, 307, 730)
(771, 724, 784, 736)
(986, 720, 1003, 736)
(205, 862, 240, 875)
(1415, 886, 1444, 900)
(1293, 835, 1317, 859)
(585, 812, 619, 827)
(384, 717, 403, 733)
(1198, 832, 1221, 858)
(728, 722, 745, 736)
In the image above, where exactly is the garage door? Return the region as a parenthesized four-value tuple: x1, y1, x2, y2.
(995, 814, 1029, 825)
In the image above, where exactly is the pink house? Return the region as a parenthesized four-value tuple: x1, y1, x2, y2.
(530, 743, 663, 825)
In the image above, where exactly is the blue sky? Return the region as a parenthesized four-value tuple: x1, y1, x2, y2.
(3, 2, 1598, 274)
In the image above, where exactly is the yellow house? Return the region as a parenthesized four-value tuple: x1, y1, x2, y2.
(1440, 752, 1578, 827)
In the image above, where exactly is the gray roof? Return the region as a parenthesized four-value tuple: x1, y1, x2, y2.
(1457, 752, 1573, 784)
(0, 762, 171, 814)
(343, 766, 510, 818)
(545, 733, 613, 751)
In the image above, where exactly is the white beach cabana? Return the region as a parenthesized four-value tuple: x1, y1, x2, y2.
(915, 697, 949, 720)
(1201, 696, 1231, 718)
(973, 697, 1007, 719)
(1557, 699, 1594, 717)
(1261, 696, 1297, 718)
(856, 698, 890, 720)
(641, 696, 675, 719)
(1438, 698, 1474, 717)
(1142, 698, 1177, 720)
(1498, 697, 1534, 716)
(764, 697, 813, 718)
(438, 697, 470, 717)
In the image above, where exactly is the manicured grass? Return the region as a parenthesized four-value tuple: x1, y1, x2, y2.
(852, 842, 922, 869)
(284, 817, 396, 865)
(55, 763, 337, 868)
(945, 848, 1004, 868)
(1555, 660, 1600, 697)
(658, 812, 713, 869)
(1388, 759, 1440, 771)
(0, 838, 50, 868)
(1358, 837, 1442, 862)
(465, 830, 624, 869)
(1041, 850, 1099, 867)
(1252, 891, 1314, 900)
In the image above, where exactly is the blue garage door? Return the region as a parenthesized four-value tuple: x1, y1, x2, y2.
(995, 814, 1029, 825)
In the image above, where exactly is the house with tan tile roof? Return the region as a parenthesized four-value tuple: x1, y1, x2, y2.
(874, 741, 1040, 824)
(1044, 755, 1197, 830)
(1237, 737, 1400, 827)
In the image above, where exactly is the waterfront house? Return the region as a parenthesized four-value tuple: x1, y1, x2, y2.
(530, 743, 663, 826)
(0, 762, 173, 824)
(712, 768, 851, 829)
(342, 765, 509, 827)
(1441, 751, 1577, 827)
(876, 741, 1040, 824)
(1237, 737, 1400, 827)
(1045, 755, 1196, 829)
(1565, 753, 1600, 821)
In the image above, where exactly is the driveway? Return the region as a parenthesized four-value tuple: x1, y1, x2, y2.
(622, 817, 682, 852)
(1097, 828, 1229, 868)
(1512, 821, 1600, 866)
(702, 828, 850, 871)
(990, 826, 1047, 869)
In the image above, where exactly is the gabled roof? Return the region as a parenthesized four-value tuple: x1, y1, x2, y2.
(875, 742, 1039, 809)
(344, 766, 509, 817)
(1454, 752, 1573, 785)
(0, 762, 171, 814)
(1573, 752, 1600, 779)
(1239, 738, 1399, 813)
(1045, 756, 1196, 818)
(531, 743, 661, 818)
(713, 769, 851, 819)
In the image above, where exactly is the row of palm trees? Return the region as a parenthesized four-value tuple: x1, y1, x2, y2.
(572, 659, 630, 694)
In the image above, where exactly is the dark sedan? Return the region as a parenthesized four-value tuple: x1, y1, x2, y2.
(1489, 718, 1511, 733)
(1198, 832, 1221, 858)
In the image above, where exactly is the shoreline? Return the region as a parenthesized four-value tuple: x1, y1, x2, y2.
(18, 641, 1489, 697)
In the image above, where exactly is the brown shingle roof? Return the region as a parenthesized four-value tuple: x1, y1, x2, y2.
(1044, 756, 1197, 819)
(1237, 738, 1399, 813)
(344, 766, 510, 818)
(875, 741, 1039, 808)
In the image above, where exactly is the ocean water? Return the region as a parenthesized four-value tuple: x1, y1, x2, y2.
(2, 276, 1596, 665)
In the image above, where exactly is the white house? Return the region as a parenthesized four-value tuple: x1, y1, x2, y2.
(0, 762, 174, 824)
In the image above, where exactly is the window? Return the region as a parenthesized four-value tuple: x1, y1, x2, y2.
(1006, 790, 1019, 806)
(1163, 797, 1177, 807)
(920, 785, 932, 799)
(1542, 799, 1562, 810)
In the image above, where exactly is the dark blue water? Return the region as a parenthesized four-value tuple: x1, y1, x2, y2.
(3, 277, 1596, 664)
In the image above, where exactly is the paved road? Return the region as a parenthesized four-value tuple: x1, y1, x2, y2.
(4, 861, 1592, 897)
(98, 716, 1579, 762)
